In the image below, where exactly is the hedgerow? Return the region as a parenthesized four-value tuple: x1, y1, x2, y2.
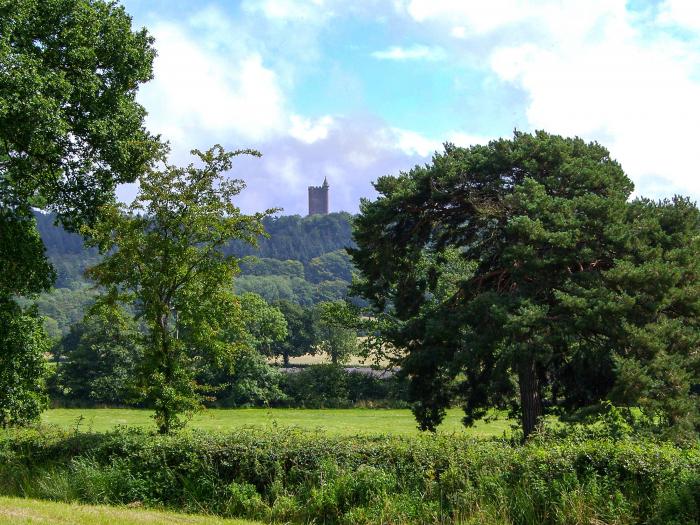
(0, 427, 697, 524)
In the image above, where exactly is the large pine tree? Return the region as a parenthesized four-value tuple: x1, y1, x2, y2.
(351, 131, 700, 439)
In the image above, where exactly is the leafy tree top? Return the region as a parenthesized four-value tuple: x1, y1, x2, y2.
(0, 0, 161, 227)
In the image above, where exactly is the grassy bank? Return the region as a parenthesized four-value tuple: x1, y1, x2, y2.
(42, 407, 512, 437)
(1, 426, 698, 524)
(0, 496, 260, 524)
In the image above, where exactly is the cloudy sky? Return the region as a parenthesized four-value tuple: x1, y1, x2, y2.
(119, 0, 700, 215)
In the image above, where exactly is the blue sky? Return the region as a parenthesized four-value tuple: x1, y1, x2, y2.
(118, 0, 700, 215)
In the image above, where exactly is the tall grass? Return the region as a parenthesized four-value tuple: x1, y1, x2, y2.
(0, 426, 697, 524)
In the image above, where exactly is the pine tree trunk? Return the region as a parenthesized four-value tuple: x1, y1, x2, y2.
(518, 354, 543, 440)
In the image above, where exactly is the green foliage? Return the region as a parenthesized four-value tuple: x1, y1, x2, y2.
(51, 305, 142, 406)
(314, 279, 350, 303)
(601, 197, 700, 443)
(239, 257, 305, 279)
(0, 210, 52, 426)
(0, 299, 49, 427)
(307, 249, 354, 283)
(269, 300, 315, 365)
(34, 212, 356, 327)
(236, 293, 287, 356)
(0, 210, 54, 298)
(313, 301, 358, 364)
(1, 0, 159, 427)
(32, 285, 97, 337)
(0, 427, 697, 524)
(235, 274, 315, 306)
(281, 364, 349, 407)
(83, 146, 273, 433)
(0, 0, 161, 229)
(214, 351, 287, 408)
(351, 130, 700, 440)
(226, 212, 355, 263)
(280, 365, 407, 408)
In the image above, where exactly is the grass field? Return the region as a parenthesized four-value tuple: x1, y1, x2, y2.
(0, 497, 259, 525)
(42, 407, 513, 437)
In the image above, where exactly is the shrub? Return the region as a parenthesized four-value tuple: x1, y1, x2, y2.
(0, 426, 697, 524)
(281, 364, 350, 407)
(280, 364, 408, 408)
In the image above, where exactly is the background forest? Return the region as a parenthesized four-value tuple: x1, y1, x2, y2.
(34, 211, 356, 338)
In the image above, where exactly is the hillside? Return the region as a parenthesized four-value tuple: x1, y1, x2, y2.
(33, 211, 356, 336)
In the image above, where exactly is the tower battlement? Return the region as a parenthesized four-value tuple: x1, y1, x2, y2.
(308, 177, 329, 215)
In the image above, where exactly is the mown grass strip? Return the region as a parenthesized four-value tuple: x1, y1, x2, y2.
(0, 496, 261, 525)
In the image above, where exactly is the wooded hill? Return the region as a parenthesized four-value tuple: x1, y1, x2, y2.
(33, 211, 356, 337)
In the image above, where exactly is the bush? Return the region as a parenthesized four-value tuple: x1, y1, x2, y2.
(0, 426, 697, 524)
(281, 364, 349, 407)
(280, 364, 408, 408)
(208, 351, 287, 408)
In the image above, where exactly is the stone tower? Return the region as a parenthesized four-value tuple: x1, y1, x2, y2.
(308, 177, 329, 215)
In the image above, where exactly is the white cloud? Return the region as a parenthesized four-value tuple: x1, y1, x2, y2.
(401, 0, 540, 34)
(658, 0, 700, 31)
(274, 156, 304, 185)
(400, 0, 700, 200)
(390, 128, 489, 157)
(371, 44, 446, 61)
(450, 26, 467, 39)
(289, 115, 335, 143)
(447, 132, 490, 148)
(140, 23, 287, 145)
(390, 128, 441, 156)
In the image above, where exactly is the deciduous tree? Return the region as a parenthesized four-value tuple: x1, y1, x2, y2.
(271, 300, 316, 365)
(314, 301, 358, 365)
(0, 0, 160, 229)
(85, 145, 273, 433)
(1, 0, 159, 423)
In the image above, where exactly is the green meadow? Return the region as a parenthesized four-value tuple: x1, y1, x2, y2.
(42, 407, 513, 437)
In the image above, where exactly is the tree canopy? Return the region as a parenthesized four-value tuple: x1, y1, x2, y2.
(0, 0, 160, 228)
(84, 145, 273, 433)
(351, 130, 700, 440)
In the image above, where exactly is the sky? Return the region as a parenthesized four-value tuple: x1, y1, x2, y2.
(118, 0, 700, 216)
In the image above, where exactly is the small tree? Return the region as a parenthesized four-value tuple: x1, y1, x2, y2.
(53, 304, 142, 406)
(237, 292, 287, 356)
(314, 301, 358, 364)
(84, 146, 273, 433)
(271, 300, 316, 365)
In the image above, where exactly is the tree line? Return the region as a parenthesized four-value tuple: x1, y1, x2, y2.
(33, 211, 357, 334)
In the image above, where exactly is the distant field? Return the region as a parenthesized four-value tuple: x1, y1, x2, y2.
(268, 350, 392, 367)
(0, 497, 259, 525)
(42, 407, 513, 437)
